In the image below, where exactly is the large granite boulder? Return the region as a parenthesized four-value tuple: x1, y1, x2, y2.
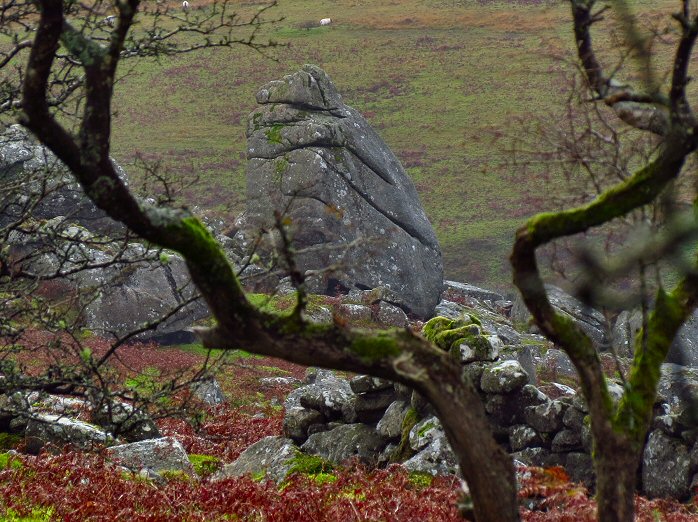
(236, 65, 442, 318)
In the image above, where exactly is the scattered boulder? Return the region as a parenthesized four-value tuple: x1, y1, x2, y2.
(107, 436, 195, 476)
(524, 399, 566, 434)
(25, 413, 112, 454)
(642, 430, 692, 500)
(442, 281, 504, 305)
(191, 378, 226, 406)
(403, 434, 459, 476)
(611, 309, 642, 358)
(376, 400, 410, 440)
(509, 425, 544, 452)
(237, 64, 443, 318)
(375, 301, 409, 327)
(301, 423, 387, 465)
(283, 407, 325, 443)
(290, 370, 356, 423)
(91, 401, 160, 442)
(214, 436, 297, 483)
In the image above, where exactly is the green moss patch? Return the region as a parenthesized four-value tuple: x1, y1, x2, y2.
(0, 452, 23, 470)
(188, 454, 221, 477)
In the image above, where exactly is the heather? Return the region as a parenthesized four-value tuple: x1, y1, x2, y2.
(0, 341, 696, 521)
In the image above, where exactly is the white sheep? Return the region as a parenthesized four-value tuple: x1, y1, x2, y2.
(103, 15, 116, 27)
(320, 18, 332, 26)
(182, 0, 190, 10)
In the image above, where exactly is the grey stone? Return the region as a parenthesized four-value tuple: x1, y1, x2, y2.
(301, 423, 387, 465)
(565, 452, 595, 487)
(0, 392, 32, 430)
(512, 285, 608, 349)
(239, 65, 443, 318)
(611, 310, 642, 358)
(541, 349, 577, 379)
(494, 324, 522, 346)
(509, 425, 544, 452)
(354, 388, 398, 422)
(551, 429, 582, 452)
(91, 401, 160, 442)
(656, 364, 698, 426)
(525, 399, 566, 433)
(302, 306, 333, 324)
(191, 378, 226, 406)
(78, 249, 208, 341)
(642, 430, 692, 500)
(653, 414, 685, 436)
(453, 334, 502, 364)
(375, 301, 409, 327)
(286, 370, 356, 423)
(107, 436, 195, 476)
(283, 407, 324, 443)
(485, 393, 525, 427)
(25, 413, 112, 454)
(336, 304, 373, 323)
(410, 390, 436, 418)
(409, 416, 443, 452)
(34, 395, 87, 414)
(480, 360, 528, 394)
(214, 436, 297, 483)
(260, 376, 303, 387)
(462, 362, 487, 389)
(668, 309, 698, 368)
(562, 405, 586, 431)
(376, 400, 409, 440)
(402, 435, 459, 476)
(0, 125, 123, 235)
(511, 447, 564, 468)
(349, 375, 393, 394)
(514, 346, 537, 384)
(442, 281, 504, 305)
(433, 300, 467, 320)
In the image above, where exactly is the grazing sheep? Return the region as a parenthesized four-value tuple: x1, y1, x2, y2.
(182, 0, 190, 10)
(320, 18, 332, 26)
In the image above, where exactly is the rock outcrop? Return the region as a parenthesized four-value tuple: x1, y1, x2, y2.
(235, 65, 443, 318)
(0, 125, 124, 235)
(0, 125, 209, 342)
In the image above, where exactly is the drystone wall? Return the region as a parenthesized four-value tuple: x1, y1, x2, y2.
(223, 282, 698, 501)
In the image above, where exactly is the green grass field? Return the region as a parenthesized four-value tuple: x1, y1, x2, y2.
(69, 1, 686, 290)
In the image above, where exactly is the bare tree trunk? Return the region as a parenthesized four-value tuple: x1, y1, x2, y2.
(594, 439, 639, 522)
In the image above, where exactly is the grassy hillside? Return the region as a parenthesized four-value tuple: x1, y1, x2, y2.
(105, 0, 672, 291)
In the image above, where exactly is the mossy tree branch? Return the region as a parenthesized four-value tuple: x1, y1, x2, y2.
(512, 2, 698, 520)
(15, 1, 519, 520)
